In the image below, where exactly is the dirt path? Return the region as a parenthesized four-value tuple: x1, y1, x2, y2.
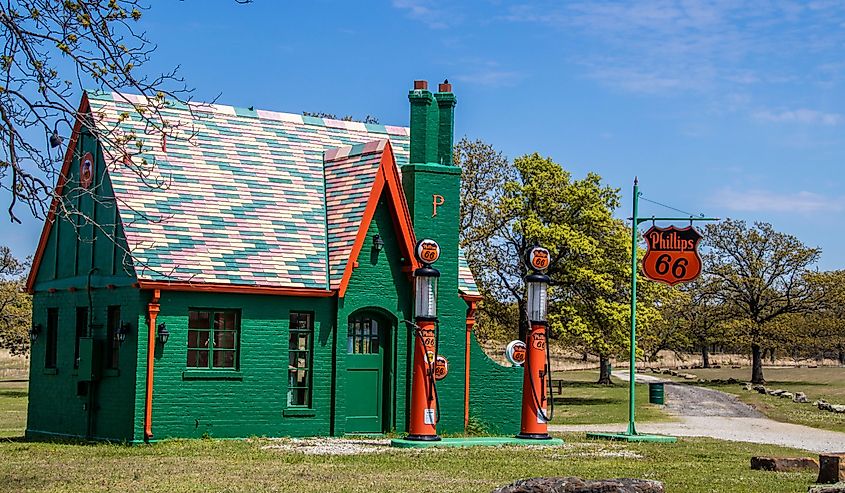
(549, 371, 845, 453)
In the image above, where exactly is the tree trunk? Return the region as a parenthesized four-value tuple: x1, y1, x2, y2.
(517, 298, 529, 342)
(582, 350, 588, 362)
(701, 345, 710, 368)
(598, 356, 612, 385)
(838, 346, 844, 366)
(769, 349, 776, 364)
(751, 343, 766, 384)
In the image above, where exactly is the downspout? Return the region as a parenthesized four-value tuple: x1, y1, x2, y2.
(464, 300, 477, 431)
(144, 289, 160, 442)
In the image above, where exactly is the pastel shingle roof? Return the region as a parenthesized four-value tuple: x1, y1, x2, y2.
(458, 251, 480, 297)
(85, 90, 479, 296)
(324, 140, 387, 289)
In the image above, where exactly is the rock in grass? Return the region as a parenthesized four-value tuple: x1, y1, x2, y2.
(817, 453, 845, 484)
(808, 484, 845, 493)
(832, 405, 845, 413)
(793, 392, 809, 403)
(780, 392, 794, 399)
(492, 477, 664, 493)
(753, 385, 767, 394)
(750, 456, 819, 473)
(817, 400, 834, 412)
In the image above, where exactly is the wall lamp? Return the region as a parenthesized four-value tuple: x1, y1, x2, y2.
(157, 322, 170, 344)
(373, 234, 384, 251)
(116, 322, 132, 344)
(29, 323, 42, 342)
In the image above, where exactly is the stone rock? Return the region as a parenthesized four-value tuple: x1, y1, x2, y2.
(670, 371, 679, 376)
(818, 453, 845, 484)
(683, 374, 697, 380)
(662, 370, 672, 375)
(769, 389, 786, 396)
(794, 392, 809, 403)
(808, 483, 845, 493)
(750, 456, 819, 473)
(817, 400, 834, 412)
(753, 385, 767, 394)
(743, 383, 753, 391)
(780, 392, 794, 399)
(832, 405, 845, 413)
(492, 477, 665, 493)
(712, 364, 722, 368)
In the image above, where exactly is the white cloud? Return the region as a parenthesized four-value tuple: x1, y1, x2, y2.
(454, 70, 522, 88)
(391, 0, 455, 29)
(753, 109, 842, 126)
(711, 188, 842, 213)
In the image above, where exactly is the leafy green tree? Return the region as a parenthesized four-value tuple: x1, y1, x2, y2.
(457, 142, 631, 383)
(704, 219, 821, 383)
(0, 246, 31, 356)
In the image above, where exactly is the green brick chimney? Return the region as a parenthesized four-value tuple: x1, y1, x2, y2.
(401, 79, 465, 432)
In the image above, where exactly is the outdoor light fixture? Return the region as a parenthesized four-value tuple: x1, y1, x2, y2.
(116, 322, 131, 344)
(29, 323, 42, 342)
(156, 322, 169, 344)
(373, 234, 384, 251)
(49, 124, 64, 148)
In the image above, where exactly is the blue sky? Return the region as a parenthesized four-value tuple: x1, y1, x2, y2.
(6, 1, 845, 269)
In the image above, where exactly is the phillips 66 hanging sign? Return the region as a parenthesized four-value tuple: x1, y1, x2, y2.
(642, 225, 703, 286)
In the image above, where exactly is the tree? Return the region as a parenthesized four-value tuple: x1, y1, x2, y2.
(0, 1, 209, 224)
(0, 246, 31, 355)
(704, 219, 821, 383)
(456, 142, 629, 384)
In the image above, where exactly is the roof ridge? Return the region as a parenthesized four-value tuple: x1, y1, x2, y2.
(85, 90, 410, 136)
(324, 139, 388, 162)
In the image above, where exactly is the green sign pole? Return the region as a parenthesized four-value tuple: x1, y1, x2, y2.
(587, 178, 717, 443)
(627, 178, 640, 436)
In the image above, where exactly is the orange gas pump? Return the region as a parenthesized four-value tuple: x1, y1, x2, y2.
(517, 246, 554, 440)
(406, 239, 442, 441)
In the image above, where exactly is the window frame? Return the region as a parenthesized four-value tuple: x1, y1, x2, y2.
(287, 311, 314, 408)
(105, 305, 121, 370)
(186, 308, 241, 371)
(74, 307, 87, 369)
(45, 308, 58, 369)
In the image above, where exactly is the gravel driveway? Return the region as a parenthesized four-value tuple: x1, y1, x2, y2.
(549, 371, 845, 453)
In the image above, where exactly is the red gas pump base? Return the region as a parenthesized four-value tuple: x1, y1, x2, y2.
(404, 434, 441, 442)
(390, 436, 564, 448)
(516, 432, 553, 440)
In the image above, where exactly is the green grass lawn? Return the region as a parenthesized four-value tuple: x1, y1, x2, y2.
(689, 367, 845, 433)
(551, 370, 673, 425)
(0, 373, 826, 493)
(0, 381, 27, 438)
(0, 435, 821, 493)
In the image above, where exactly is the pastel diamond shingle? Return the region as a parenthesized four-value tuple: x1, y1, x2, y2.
(86, 90, 478, 295)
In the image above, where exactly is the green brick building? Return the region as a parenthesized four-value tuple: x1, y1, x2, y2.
(25, 80, 522, 442)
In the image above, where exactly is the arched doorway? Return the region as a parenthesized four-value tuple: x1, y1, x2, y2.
(345, 311, 393, 433)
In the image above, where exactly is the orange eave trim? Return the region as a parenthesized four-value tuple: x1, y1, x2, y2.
(137, 280, 335, 297)
(460, 293, 483, 303)
(336, 141, 418, 298)
(25, 94, 92, 294)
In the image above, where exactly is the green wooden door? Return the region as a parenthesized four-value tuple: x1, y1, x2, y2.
(345, 315, 389, 433)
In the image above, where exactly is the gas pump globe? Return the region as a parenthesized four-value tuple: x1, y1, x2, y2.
(406, 239, 442, 441)
(414, 266, 439, 319)
(525, 273, 549, 323)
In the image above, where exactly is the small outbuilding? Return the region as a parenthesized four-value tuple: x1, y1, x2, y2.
(25, 80, 522, 442)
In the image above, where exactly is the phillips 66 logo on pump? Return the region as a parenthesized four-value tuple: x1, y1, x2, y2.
(642, 225, 703, 286)
(416, 239, 440, 265)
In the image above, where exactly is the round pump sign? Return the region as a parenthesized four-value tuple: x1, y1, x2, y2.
(434, 356, 449, 381)
(415, 239, 440, 265)
(527, 246, 550, 272)
(505, 340, 527, 366)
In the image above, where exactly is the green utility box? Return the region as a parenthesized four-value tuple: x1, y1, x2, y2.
(77, 337, 102, 382)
